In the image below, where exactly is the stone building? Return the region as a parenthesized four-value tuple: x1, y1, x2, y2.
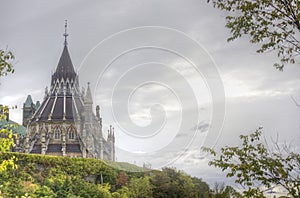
(24, 22, 115, 161)
(23, 95, 40, 127)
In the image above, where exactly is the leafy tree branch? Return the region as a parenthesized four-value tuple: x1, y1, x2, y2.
(202, 128, 300, 197)
(0, 48, 16, 173)
(207, 0, 300, 70)
(0, 48, 14, 77)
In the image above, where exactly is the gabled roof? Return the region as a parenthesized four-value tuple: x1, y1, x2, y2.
(52, 45, 77, 82)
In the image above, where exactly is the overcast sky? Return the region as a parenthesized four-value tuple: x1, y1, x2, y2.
(1, 0, 300, 187)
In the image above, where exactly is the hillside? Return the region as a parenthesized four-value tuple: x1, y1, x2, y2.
(0, 152, 210, 198)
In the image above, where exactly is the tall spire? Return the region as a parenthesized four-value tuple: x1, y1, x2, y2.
(63, 20, 69, 46)
(51, 20, 76, 83)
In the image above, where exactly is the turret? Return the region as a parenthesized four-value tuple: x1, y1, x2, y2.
(107, 125, 115, 161)
(96, 105, 100, 120)
(83, 82, 93, 122)
(22, 95, 39, 127)
(96, 105, 103, 159)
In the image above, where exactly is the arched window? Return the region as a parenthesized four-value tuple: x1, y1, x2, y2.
(54, 129, 61, 139)
(68, 129, 75, 140)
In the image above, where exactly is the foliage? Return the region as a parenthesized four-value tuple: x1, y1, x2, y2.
(0, 153, 211, 197)
(0, 107, 17, 173)
(212, 182, 225, 198)
(191, 177, 210, 198)
(0, 49, 14, 77)
(112, 186, 131, 198)
(213, 183, 242, 198)
(115, 171, 129, 189)
(0, 153, 118, 197)
(128, 177, 152, 198)
(0, 49, 16, 174)
(149, 170, 171, 197)
(222, 186, 242, 198)
(203, 128, 300, 197)
(33, 185, 56, 198)
(149, 168, 211, 198)
(207, 0, 300, 70)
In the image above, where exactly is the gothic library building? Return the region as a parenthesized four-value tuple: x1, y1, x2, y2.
(23, 22, 115, 161)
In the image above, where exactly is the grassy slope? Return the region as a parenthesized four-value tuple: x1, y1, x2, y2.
(0, 152, 144, 185)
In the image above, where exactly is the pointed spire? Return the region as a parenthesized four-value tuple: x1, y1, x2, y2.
(63, 20, 69, 46)
(51, 21, 76, 83)
(107, 129, 110, 139)
(112, 127, 115, 141)
(84, 82, 93, 104)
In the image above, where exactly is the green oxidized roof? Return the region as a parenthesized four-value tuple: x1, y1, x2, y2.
(35, 101, 40, 109)
(0, 119, 26, 136)
(24, 95, 33, 107)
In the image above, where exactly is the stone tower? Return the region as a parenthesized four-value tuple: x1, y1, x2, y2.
(24, 21, 115, 161)
(22, 95, 40, 127)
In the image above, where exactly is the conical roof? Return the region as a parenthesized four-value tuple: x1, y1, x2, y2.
(52, 45, 76, 82)
(32, 36, 82, 123)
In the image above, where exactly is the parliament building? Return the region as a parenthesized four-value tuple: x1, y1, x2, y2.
(22, 22, 115, 161)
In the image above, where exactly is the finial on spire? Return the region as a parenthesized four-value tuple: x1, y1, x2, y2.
(63, 20, 69, 46)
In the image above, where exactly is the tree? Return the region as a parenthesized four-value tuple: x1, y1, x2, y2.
(128, 177, 152, 198)
(211, 182, 242, 198)
(203, 128, 300, 197)
(0, 49, 14, 76)
(150, 167, 204, 198)
(213, 182, 225, 198)
(0, 49, 15, 172)
(149, 170, 171, 198)
(207, 0, 300, 70)
(161, 167, 197, 197)
(112, 186, 131, 198)
(34, 186, 56, 198)
(115, 171, 129, 189)
(220, 186, 242, 198)
(191, 177, 210, 198)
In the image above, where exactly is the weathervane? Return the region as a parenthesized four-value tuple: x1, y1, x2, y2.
(63, 20, 69, 46)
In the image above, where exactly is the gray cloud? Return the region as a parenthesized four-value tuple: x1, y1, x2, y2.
(191, 121, 210, 133)
(1, 0, 299, 185)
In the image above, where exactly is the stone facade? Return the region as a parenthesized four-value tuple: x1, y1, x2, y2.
(24, 27, 115, 161)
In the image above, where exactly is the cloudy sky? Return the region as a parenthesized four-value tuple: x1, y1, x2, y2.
(1, 0, 300, 186)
